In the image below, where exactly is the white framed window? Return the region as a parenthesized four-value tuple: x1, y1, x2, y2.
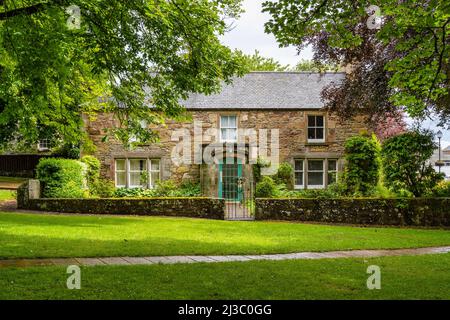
(307, 159, 325, 189)
(294, 159, 304, 189)
(220, 115, 238, 143)
(307, 115, 325, 143)
(114, 158, 160, 188)
(327, 159, 338, 185)
(129, 159, 147, 188)
(115, 159, 126, 188)
(38, 139, 51, 151)
(148, 159, 160, 188)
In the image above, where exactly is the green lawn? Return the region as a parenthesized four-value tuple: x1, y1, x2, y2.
(0, 190, 15, 201)
(1, 212, 450, 259)
(1, 254, 449, 299)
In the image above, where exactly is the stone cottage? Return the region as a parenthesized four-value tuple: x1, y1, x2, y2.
(84, 72, 368, 199)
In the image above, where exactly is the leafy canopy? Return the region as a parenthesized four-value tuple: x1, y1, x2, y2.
(263, 0, 450, 125)
(381, 130, 443, 197)
(0, 0, 246, 149)
(237, 50, 290, 71)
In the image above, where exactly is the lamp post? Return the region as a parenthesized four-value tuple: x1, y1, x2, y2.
(437, 130, 443, 173)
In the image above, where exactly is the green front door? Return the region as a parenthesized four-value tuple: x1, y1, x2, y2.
(219, 159, 243, 201)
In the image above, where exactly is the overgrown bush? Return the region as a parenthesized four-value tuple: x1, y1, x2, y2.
(343, 134, 380, 195)
(114, 180, 202, 198)
(274, 162, 294, 189)
(255, 176, 277, 198)
(92, 179, 116, 198)
(381, 130, 444, 197)
(36, 158, 86, 198)
(432, 181, 450, 197)
(81, 155, 101, 190)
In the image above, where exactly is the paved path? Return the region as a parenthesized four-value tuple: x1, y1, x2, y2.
(1, 246, 449, 268)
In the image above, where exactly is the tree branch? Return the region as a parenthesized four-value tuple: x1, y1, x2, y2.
(0, 0, 66, 20)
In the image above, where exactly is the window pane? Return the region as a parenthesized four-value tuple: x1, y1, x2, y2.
(151, 160, 160, 171)
(316, 128, 324, 139)
(316, 116, 324, 127)
(295, 172, 303, 186)
(308, 172, 324, 186)
(116, 172, 126, 186)
(129, 172, 145, 187)
(308, 160, 323, 171)
(129, 159, 146, 171)
(150, 172, 160, 187)
(228, 116, 237, 127)
(308, 115, 316, 127)
(295, 160, 303, 171)
(328, 160, 337, 171)
(220, 116, 229, 128)
(229, 129, 237, 141)
(308, 128, 316, 139)
(116, 159, 125, 171)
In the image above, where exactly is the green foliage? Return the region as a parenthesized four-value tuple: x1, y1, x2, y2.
(253, 157, 271, 183)
(274, 162, 294, 189)
(381, 131, 444, 197)
(91, 179, 116, 199)
(36, 158, 86, 198)
(255, 176, 278, 198)
(0, 1, 246, 148)
(114, 180, 202, 198)
(51, 143, 81, 160)
(294, 59, 341, 72)
(238, 50, 290, 71)
(344, 134, 380, 195)
(432, 180, 450, 197)
(81, 156, 101, 189)
(263, 0, 450, 123)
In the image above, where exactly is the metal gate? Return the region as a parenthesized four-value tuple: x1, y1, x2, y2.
(218, 162, 255, 220)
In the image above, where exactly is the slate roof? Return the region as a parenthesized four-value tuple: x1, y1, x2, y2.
(181, 72, 345, 110)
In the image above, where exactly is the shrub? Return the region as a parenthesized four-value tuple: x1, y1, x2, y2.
(36, 158, 86, 198)
(432, 181, 450, 197)
(51, 143, 81, 159)
(344, 134, 380, 195)
(381, 130, 444, 197)
(256, 176, 277, 198)
(81, 155, 101, 190)
(113, 180, 202, 198)
(274, 162, 294, 189)
(92, 179, 116, 198)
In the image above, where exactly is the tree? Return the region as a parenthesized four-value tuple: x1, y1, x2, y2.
(294, 59, 340, 72)
(373, 110, 407, 141)
(0, 0, 246, 150)
(381, 130, 443, 197)
(263, 1, 449, 126)
(238, 50, 289, 71)
(343, 134, 380, 195)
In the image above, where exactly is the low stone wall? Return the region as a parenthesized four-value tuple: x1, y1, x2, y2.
(22, 198, 225, 219)
(17, 181, 225, 219)
(255, 198, 450, 226)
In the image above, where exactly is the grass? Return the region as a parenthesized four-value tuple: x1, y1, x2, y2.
(0, 190, 15, 201)
(1, 212, 450, 259)
(1, 253, 449, 299)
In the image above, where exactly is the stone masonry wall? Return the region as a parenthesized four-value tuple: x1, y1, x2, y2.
(84, 110, 369, 184)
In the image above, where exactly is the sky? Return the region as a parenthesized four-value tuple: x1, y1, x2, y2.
(220, 0, 450, 148)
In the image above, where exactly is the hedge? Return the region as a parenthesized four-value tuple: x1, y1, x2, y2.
(19, 197, 225, 220)
(255, 198, 450, 226)
(36, 158, 86, 198)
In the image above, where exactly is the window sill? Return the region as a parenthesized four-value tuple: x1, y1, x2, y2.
(306, 142, 328, 146)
